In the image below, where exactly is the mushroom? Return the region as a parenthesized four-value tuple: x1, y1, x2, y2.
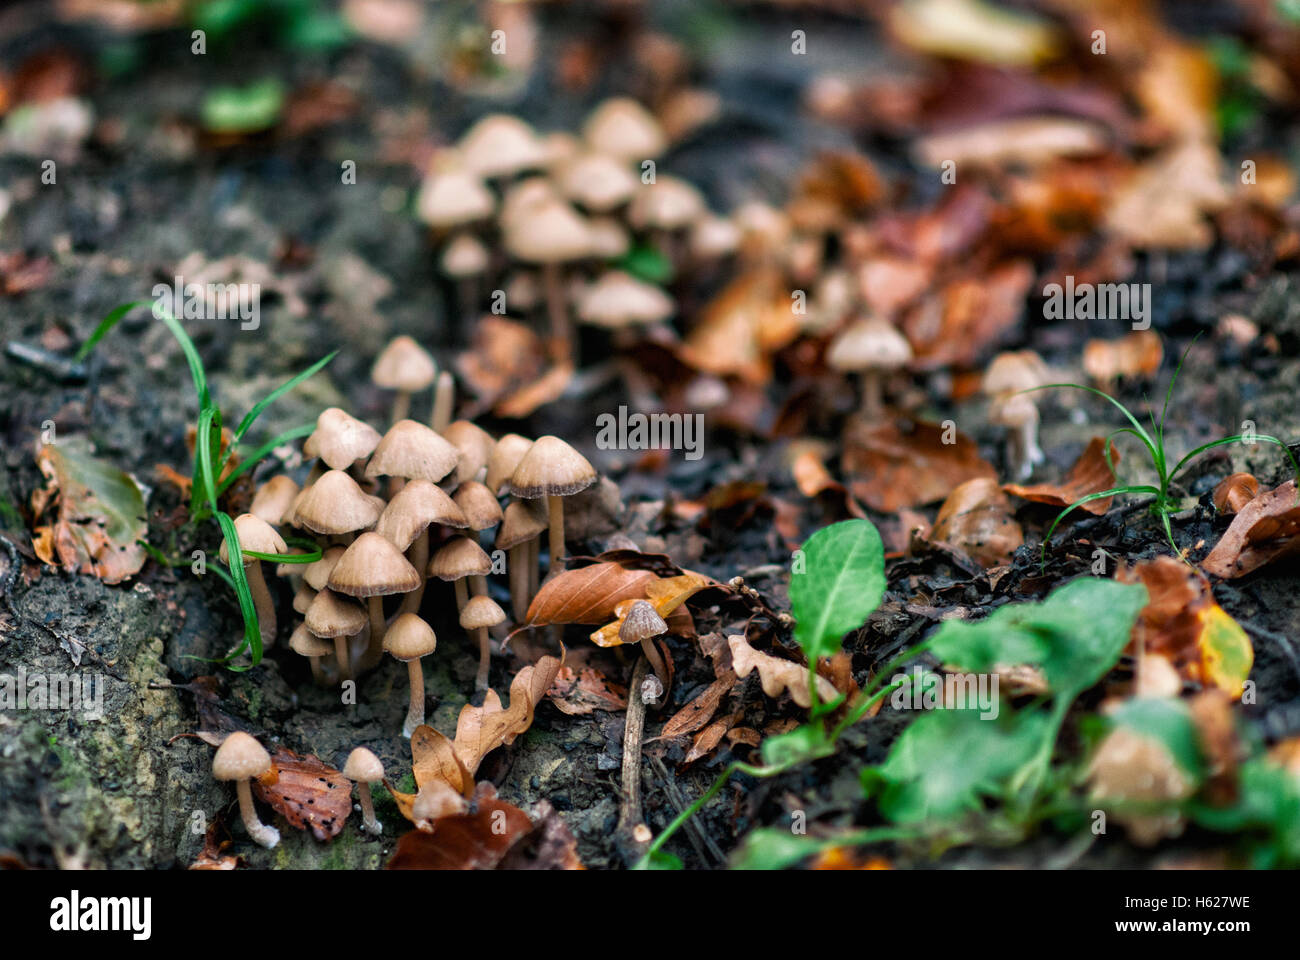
(557, 152, 638, 214)
(303, 407, 382, 472)
(586, 217, 631, 259)
(484, 433, 534, 495)
(291, 470, 384, 540)
(508, 436, 597, 575)
(250, 475, 299, 528)
(290, 623, 333, 686)
(427, 535, 491, 615)
(627, 174, 706, 236)
(460, 594, 506, 691)
(375, 479, 468, 616)
(577, 270, 674, 344)
(342, 747, 385, 835)
(416, 168, 495, 232)
(219, 513, 288, 650)
(457, 114, 549, 181)
(495, 500, 547, 620)
(619, 599, 670, 691)
(304, 587, 368, 683)
(441, 233, 489, 321)
(582, 97, 666, 163)
(826, 318, 913, 416)
(382, 613, 438, 738)
(453, 480, 503, 535)
(364, 419, 460, 493)
(212, 732, 279, 849)
(503, 200, 592, 363)
(441, 420, 495, 488)
(982, 350, 1050, 481)
(327, 532, 422, 668)
(292, 580, 316, 615)
(372, 336, 437, 425)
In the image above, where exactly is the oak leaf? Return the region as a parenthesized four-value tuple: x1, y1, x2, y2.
(728, 634, 838, 709)
(1003, 436, 1121, 515)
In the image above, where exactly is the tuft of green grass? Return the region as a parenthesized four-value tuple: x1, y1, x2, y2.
(77, 301, 336, 669)
(1033, 338, 1299, 562)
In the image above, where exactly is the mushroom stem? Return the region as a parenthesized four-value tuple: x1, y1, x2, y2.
(308, 654, 325, 686)
(543, 262, 572, 363)
(454, 578, 469, 615)
(640, 636, 669, 693)
(859, 370, 883, 417)
(334, 636, 353, 683)
(528, 537, 540, 599)
(403, 658, 425, 738)
(244, 562, 277, 649)
(367, 596, 387, 654)
(391, 390, 411, 427)
(546, 495, 566, 574)
(1018, 418, 1044, 474)
(236, 778, 280, 848)
(474, 626, 491, 691)
(399, 530, 430, 616)
(507, 544, 527, 620)
(357, 781, 382, 835)
(431, 372, 454, 433)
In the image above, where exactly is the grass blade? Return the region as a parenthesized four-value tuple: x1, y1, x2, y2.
(215, 422, 316, 495)
(220, 350, 337, 472)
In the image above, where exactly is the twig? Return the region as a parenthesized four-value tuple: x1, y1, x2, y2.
(652, 755, 725, 865)
(617, 655, 651, 849)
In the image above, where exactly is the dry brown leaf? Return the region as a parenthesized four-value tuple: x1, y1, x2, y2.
(656, 676, 735, 742)
(1202, 481, 1300, 578)
(589, 572, 711, 647)
(456, 315, 546, 406)
(1212, 473, 1260, 515)
(187, 821, 241, 870)
(843, 414, 996, 512)
(678, 268, 783, 383)
(905, 261, 1034, 369)
(411, 724, 475, 798)
(252, 748, 352, 841)
(684, 712, 740, 765)
(931, 477, 1023, 567)
(526, 562, 659, 626)
(495, 361, 575, 419)
(387, 783, 534, 869)
(728, 634, 838, 709)
(1082, 330, 1163, 384)
(453, 655, 563, 774)
(546, 666, 628, 715)
(1004, 436, 1120, 515)
(1105, 140, 1229, 249)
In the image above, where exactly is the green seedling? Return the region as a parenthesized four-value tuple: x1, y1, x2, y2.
(1033, 338, 1299, 562)
(77, 301, 336, 668)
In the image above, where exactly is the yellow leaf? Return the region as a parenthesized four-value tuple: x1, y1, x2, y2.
(1196, 604, 1252, 698)
(589, 572, 710, 647)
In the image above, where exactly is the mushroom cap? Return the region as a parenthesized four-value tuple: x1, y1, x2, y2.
(585, 217, 631, 259)
(372, 335, 437, 393)
(412, 781, 468, 821)
(376, 479, 468, 551)
(427, 535, 491, 581)
(382, 612, 438, 661)
(484, 434, 534, 495)
(328, 532, 422, 598)
(364, 420, 460, 483)
(250, 475, 300, 527)
(293, 470, 384, 536)
(619, 599, 668, 643)
(416, 168, 495, 228)
(508, 435, 598, 499)
(212, 731, 272, 781)
(578, 270, 673, 328)
(690, 214, 741, 259)
(441, 420, 496, 487)
(290, 623, 333, 658)
(458, 114, 549, 179)
(582, 97, 666, 161)
(219, 513, 288, 565)
(627, 175, 705, 231)
(826, 318, 913, 372)
(460, 594, 506, 630)
(504, 200, 593, 264)
(303, 545, 346, 591)
(496, 500, 548, 550)
(292, 581, 317, 615)
(453, 480, 504, 531)
(989, 391, 1039, 428)
(441, 233, 489, 278)
(983, 350, 1050, 396)
(500, 176, 561, 233)
(342, 746, 385, 783)
(304, 588, 368, 638)
(557, 152, 638, 212)
(304, 407, 382, 470)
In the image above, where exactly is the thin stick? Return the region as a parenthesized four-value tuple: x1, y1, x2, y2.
(618, 655, 651, 859)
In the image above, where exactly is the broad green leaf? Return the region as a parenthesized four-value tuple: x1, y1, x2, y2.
(1192, 758, 1300, 869)
(730, 829, 828, 870)
(202, 79, 285, 134)
(760, 722, 834, 769)
(789, 519, 886, 662)
(634, 849, 683, 870)
(613, 244, 674, 285)
(928, 578, 1148, 699)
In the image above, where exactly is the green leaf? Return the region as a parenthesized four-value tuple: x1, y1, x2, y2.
(202, 79, 285, 134)
(1192, 757, 1300, 868)
(1106, 697, 1204, 782)
(633, 849, 683, 870)
(613, 244, 674, 285)
(928, 578, 1148, 699)
(730, 829, 827, 870)
(865, 708, 1048, 824)
(760, 722, 834, 769)
(789, 518, 886, 662)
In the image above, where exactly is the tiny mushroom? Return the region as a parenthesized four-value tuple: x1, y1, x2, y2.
(503, 200, 592, 361)
(416, 167, 495, 232)
(484, 433, 534, 495)
(304, 587, 369, 683)
(508, 436, 597, 575)
(457, 114, 549, 181)
(342, 747, 385, 835)
(290, 623, 333, 686)
(303, 407, 382, 471)
(372, 336, 437, 425)
(427, 535, 492, 614)
(577, 270, 673, 341)
(453, 480, 503, 533)
(441, 420, 496, 487)
(212, 732, 279, 849)
(383, 613, 438, 738)
(826, 317, 913, 416)
(582, 97, 666, 163)
(982, 350, 1051, 481)
(375, 479, 468, 616)
(219, 513, 288, 650)
(460, 594, 506, 691)
(328, 532, 422, 667)
(250, 475, 299, 528)
(619, 599, 670, 690)
(365, 419, 460, 491)
(292, 469, 385, 539)
(496, 500, 547, 620)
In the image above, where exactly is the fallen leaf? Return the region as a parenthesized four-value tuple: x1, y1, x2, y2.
(931, 477, 1023, 566)
(526, 562, 659, 626)
(188, 820, 241, 870)
(684, 712, 740, 765)
(904, 261, 1034, 369)
(252, 748, 353, 841)
(1105, 140, 1229, 249)
(496, 800, 585, 869)
(656, 676, 735, 742)
(495, 361, 575, 419)
(1082, 330, 1163, 384)
(1003, 437, 1121, 515)
(728, 634, 839, 709)
(453, 655, 563, 774)
(1201, 481, 1300, 578)
(411, 724, 475, 798)
(387, 783, 534, 869)
(588, 572, 711, 647)
(456, 316, 546, 409)
(1212, 473, 1259, 515)
(915, 116, 1108, 170)
(546, 666, 628, 715)
(843, 413, 996, 512)
(889, 0, 1061, 68)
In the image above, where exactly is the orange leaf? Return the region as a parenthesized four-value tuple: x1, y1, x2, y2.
(252, 748, 352, 841)
(843, 414, 996, 512)
(526, 562, 659, 625)
(1004, 436, 1120, 515)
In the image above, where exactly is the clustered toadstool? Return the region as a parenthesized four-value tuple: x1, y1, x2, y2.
(212, 732, 279, 849)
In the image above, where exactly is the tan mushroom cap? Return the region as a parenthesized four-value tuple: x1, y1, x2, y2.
(508, 435, 598, 499)
(504, 200, 592, 264)
(441, 233, 489, 278)
(484, 434, 534, 495)
(304, 545, 346, 591)
(304, 407, 382, 470)
(342, 746, 385, 783)
(293, 470, 384, 536)
(585, 217, 631, 259)
(376, 480, 468, 551)
(304, 588, 368, 638)
(460, 594, 506, 631)
(496, 500, 548, 550)
(441, 420, 495, 487)
(416, 168, 495, 228)
(500, 176, 561, 233)
(558, 152, 638, 212)
(982, 350, 1051, 396)
(382, 612, 438, 661)
(364, 420, 460, 483)
(212, 731, 272, 781)
(690, 214, 741, 259)
(250, 475, 300, 527)
(219, 513, 288, 565)
(578, 271, 673, 328)
(372, 336, 437, 393)
(292, 581, 317, 615)
(290, 623, 333, 658)
(989, 392, 1039, 428)
(627, 175, 705, 232)
(328, 532, 422, 598)
(826, 318, 913, 372)
(458, 114, 549, 179)
(453, 481, 503, 531)
(427, 535, 491, 581)
(582, 97, 666, 161)
(619, 599, 668, 643)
